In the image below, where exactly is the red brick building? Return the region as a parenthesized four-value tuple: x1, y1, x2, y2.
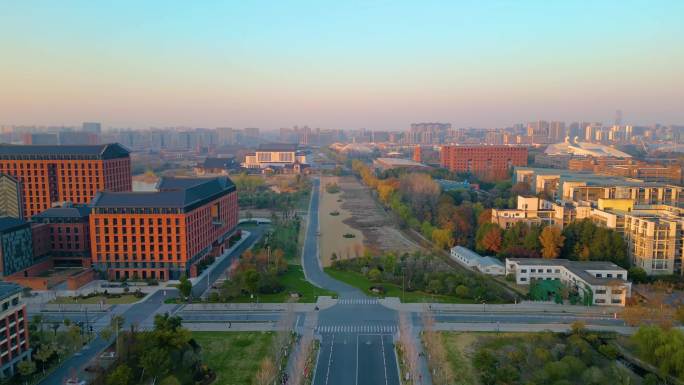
(31, 204, 92, 268)
(89, 177, 238, 280)
(0, 282, 30, 379)
(440, 145, 528, 180)
(0, 144, 131, 219)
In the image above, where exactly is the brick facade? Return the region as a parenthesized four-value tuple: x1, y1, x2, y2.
(440, 145, 528, 180)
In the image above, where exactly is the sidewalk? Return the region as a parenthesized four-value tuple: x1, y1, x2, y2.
(434, 322, 637, 334)
(381, 298, 622, 315)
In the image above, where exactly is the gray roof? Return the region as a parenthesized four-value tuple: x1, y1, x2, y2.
(508, 258, 627, 285)
(0, 216, 28, 233)
(0, 282, 22, 300)
(32, 205, 91, 220)
(0, 143, 130, 160)
(257, 143, 297, 152)
(202, 157, 235, 169)
(93, 177, 235, 210)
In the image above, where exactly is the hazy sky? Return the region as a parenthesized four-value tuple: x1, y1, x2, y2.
(1, 1, 683, 130)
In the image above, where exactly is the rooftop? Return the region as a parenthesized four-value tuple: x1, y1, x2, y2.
(507, 258, 627, 285)
(0, 143, 130, 160)
(0, 216, 28, 233)
(0, 282, 22, 300)
(92, 177, 235, 210)
(202, 157, 235, 169)
(374, 157, 429, 167)
(32, 205, 91, 220)
(257, 143, 297, 152)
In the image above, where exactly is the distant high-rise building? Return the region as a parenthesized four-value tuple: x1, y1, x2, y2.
(615, 110, 623, 126)
(549, 121, 566, 142)
(82, 122, 102, 134)
(408, 123, 451, 144)
(244, 127, 260, 139)
(28, 133, 58, 145)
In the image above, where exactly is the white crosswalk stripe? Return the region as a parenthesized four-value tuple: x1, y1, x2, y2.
(315, 323, 398, 334)
(337, 298, 380, 305)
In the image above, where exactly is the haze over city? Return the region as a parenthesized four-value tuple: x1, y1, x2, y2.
(3, 2, 684, 385)
(2, 0, 684, 130)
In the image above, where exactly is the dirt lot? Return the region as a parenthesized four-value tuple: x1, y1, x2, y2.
(319, 176, 421, 266)
(319, 176, 365, 265)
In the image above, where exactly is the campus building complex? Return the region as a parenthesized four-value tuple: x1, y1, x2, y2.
(90, 176, 238, 280)
(0, 144, 132, 218)
(31, 204, 92, 268)
(440, 145, 527, 180)
(242, 143, 309, 173)
(0, 282, 30, 379)
(506, 258, 631, 306)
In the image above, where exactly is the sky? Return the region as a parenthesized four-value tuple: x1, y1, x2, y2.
(1, 0, 683, 130)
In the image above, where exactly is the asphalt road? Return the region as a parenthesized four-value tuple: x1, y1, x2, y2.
(303, 178, 401, 385)
(192, 225, 268, 297)
(38, 224, 266, 385)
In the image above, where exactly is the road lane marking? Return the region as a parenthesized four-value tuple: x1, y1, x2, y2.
(325, 334, 335, 385)
(380, 335, 389, 385)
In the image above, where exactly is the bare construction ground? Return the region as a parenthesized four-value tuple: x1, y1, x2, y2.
(319, 176, 421, 266)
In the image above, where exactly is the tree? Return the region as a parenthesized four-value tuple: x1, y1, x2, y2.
(17, 360, 35, 385)
(476, 223, 502, 254)
(178, 275, 192, 298)
(431, 228, 454, 250)
(539, 226, 565, 259)
(628, 267, 648, 283)
(141, 347, 171, 384)
(159, 376, 181, 385)
(35, 344, 54, 374)
(107, 364, 132, 385)
(368, 268, 382, 282)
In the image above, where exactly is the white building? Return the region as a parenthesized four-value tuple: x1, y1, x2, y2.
(449, 246, 505, 275)
(505, 258, 631, 306)
(242, 143, 309, 171)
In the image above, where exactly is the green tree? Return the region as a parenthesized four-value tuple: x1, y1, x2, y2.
(160, 376, 182, 385)
(141, 347, 171, 384)
(368, 268, 382, 282)
(17, 360, 36, 385)
(628, 267, 648, 283)
(106, 364, 132, 385)
(35, 344, 54, 374)
(178, 275, 192, 298)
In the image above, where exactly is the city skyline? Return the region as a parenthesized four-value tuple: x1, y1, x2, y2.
(1, 1, 683, 130)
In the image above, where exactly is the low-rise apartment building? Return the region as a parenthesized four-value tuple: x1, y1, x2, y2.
(589, 199, 684, 275)
(0, 282, 30, 379)
(491, 195, 591, 229)
(505, 258, 631, 306)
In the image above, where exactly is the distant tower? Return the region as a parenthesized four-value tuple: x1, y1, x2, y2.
(615, 110, 623, 126)
(413, 146, 422, 162)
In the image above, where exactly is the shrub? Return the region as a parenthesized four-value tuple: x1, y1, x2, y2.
(343, 233, 356, 238)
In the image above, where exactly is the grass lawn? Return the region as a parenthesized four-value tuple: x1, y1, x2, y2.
(441, 332, 480, 385)
(193, 332, 274, 385)
(323, 268, 476, 303)
(51, 293, 143, 304)
(230, 265, 336, 303)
